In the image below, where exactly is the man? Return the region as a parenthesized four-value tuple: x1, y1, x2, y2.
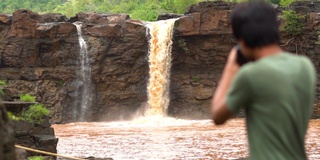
(211, 1, 316, 160)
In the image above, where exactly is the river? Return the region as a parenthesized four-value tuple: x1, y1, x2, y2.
(53, 118, 320, 160)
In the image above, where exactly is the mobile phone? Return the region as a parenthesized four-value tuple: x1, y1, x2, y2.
(235, 45, 250, 66)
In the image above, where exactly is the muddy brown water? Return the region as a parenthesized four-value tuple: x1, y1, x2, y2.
(53, 118, 320, 160)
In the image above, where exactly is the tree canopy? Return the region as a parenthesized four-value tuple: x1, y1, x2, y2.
(0, 0, 314, 21)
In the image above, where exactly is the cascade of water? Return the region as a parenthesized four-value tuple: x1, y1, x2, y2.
(74, 22, 92, 121)
(145, 19, 177, 116)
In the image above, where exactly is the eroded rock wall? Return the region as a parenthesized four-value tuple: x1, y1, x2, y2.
(169, 1, 320, 119)
(0, 11, 149, 123)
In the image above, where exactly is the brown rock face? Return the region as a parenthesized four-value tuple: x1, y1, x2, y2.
(1, 10, 148, 123)
(175, 1, 235, 36)
(168, 1, 320, 119)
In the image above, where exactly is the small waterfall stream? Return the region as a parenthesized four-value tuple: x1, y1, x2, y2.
(74, 22, 93, 121)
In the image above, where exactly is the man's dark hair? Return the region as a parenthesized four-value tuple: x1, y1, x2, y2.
(230, 1, 280, 48)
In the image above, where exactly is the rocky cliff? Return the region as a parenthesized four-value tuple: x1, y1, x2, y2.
(0, 1, 319, 123)
(170, 1, 320, 119)
(0, 11, 149, 123)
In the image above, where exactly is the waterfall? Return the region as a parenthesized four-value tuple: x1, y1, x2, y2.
(145, 19, 177, 116)
(74, 22, 92, 121)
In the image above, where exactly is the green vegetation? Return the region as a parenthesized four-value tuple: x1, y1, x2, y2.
(8, 103, 49, 124)
(280, 0, 294, 6)
(316, 31, 320, 45)
(20, 93, 36, 102)
(20, 104, 49, 124)
(177, 38, 188, 52)
(1, 0, 312, 21)
(0, 0, 203, 21)
(0, 0, 65, 14)
(0, 80, 6, 96)
(192, 76, 200, 82)
(9, 94, 49, 124)
(56, 80, 64, 88)
(281, 10, 305, 36)
(7, 111, 20, 121)
(28, 156, 45, 160)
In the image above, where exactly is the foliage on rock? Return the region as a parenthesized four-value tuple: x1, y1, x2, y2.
(0, 80, 6, 96)
(20, 104, 49, 124)
(316, 31, 320, 45)
(8, 93, 49, 124)
(281, 10, 305, 36)
(28, 156, 45, 160)
(20, 94, 36, 102)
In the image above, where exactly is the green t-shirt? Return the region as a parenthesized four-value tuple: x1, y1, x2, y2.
(226, 52, 316, 160)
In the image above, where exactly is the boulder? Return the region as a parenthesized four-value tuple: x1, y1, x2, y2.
(0, 14, 11, 24)
(9, 10, 40, 38)
(175, 1, 234, 36)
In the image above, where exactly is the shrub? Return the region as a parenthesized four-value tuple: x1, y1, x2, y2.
(20, 104, 49, 124)
(28, 156, 45, 160)
(0, 80, 6, 96)
(20, 94, 36, 102)
(177, 38, 188, 52)
(281, 10, 305, 36)
(7, 111, 20, 121)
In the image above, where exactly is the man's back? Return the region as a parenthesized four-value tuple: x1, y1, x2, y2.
(227, 53, 316, 160)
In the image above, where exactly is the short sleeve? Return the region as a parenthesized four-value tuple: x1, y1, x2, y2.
(226, 68, 252, 114)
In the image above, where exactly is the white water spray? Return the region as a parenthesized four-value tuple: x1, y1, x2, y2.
(145, 19, 177, 116)
(74, 22, 92, 121)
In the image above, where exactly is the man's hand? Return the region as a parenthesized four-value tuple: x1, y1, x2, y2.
(211, 47, 240, 125)
(226, 47, 240, 72)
